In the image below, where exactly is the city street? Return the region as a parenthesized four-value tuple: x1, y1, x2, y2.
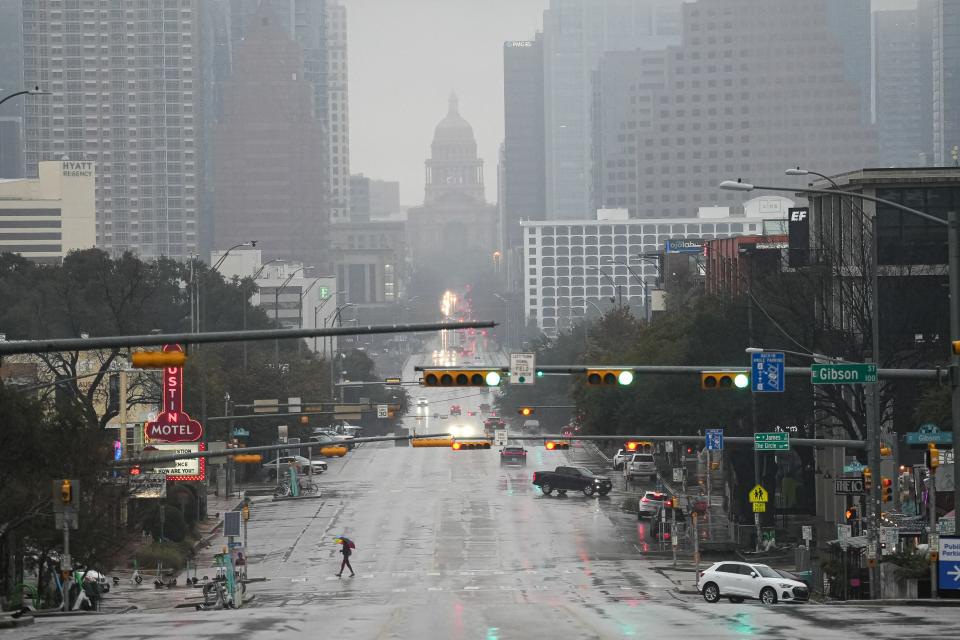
(7, 352, 960, 639)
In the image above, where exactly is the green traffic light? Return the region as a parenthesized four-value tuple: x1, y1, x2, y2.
(617, 370, 634, 385)
(536, 370, 544, 377)
(734, 373, 750, 389)
(485, 370, 502, 386)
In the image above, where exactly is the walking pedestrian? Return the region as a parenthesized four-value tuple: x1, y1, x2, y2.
(335, 536, 355, 577)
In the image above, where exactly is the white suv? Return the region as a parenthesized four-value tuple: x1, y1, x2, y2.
(623, 453, 657, 482)
(697, 561, 808, 605)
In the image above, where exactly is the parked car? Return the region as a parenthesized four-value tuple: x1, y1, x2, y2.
(500, 446, 527, 465)
(612, 448, 629, 470)
(623, 453, 657, 482)
(697, 561, 809, 604)
(262, 455, 327, 478)
(637, 491, 673, 520)
(449, 405, 461, 416)
(532, 466, 613, 497)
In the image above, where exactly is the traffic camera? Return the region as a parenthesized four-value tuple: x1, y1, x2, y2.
(881, 477, 893, 503)
(131, 350, 187, 369)
(585, 369, 634, 386)
(421, 369, 503, 387)
(700, 371, 750, 390)
(545, 441, 570, 450)
(927, 443, 940, 469)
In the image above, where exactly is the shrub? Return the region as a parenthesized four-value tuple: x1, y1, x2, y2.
(142, 504, 188, 542)
(135, 542, 187, 571)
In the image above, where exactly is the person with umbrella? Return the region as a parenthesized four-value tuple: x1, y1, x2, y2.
(334, 536, 355, 577)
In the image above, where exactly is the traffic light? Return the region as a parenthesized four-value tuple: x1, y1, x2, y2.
(232, 454, 263, 463)
(421, 369, 503, 387)
(129, 466, 141, 476)
(519, 407, 534, 417)
(451, 440, 492, 450)
(863, 467, 873, 491)
(700, 371, 750, 390)
(545, 440, 571, 450)
(411, 438, 454, 448)
(845, 507, 858, 523)
(626, 441, 639, 452)
(586, 369, 634, 386)
(60, 479, 73, 505)
(927, 443, 940, 469)
(131, 350, 187, 369)
(952, 340, 960, 355)
(320, 445, 348, 457)
(685, 446, 694, 455)
(880, 444, 892, 457)
(881, 477, 893, 503)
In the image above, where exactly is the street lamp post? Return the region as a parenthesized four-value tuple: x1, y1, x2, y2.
(212, 241, 257, 273)
(273, 266, 306, 373)
(0, 86, 49, 108)
(721, 178, 960, 581)
(242, 258, 283, 369)
(588, 265, 622, 308)
(327, 303, 356, 399)
(313, 291, 343, 354)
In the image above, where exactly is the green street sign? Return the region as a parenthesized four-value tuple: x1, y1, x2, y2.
(318, 287, 331, 299)
(755, 432, 790, 451)
(810, 363, 877, 385)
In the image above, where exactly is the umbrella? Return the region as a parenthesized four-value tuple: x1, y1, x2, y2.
(334, 536, 356, 549)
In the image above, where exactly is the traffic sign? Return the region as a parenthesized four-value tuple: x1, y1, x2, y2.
(510, 353, 536, 384)
(811, 363, 877, 385)
(752, 502, 766, 513)
(224, 511, 242, 538)
(834, 478, 865, 494)
(377, 404, 389, 419)
(802, 525, 813, 541)
(754, 432, 789, 451)
(705, 429, 724, 451)
(842, 460, 866, 473)
(672, 467, 683, 483)
(937, 536, 960, 596)
(748, 484, 769, 503)
(905, 423, 953, 445)
(751, 352, 785, 392)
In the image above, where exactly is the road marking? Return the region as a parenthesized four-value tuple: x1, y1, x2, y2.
(392, 588, 407, 592)
(291, 578, 308, 583)
(428, 587, 443, 591)
(464, 586, 480, 590)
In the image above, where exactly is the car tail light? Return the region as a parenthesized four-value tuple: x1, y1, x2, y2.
(665, 499, 672, 507)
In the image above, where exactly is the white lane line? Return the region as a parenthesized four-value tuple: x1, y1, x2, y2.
(464, 586, 480, 590)
(428, 587, 443, 591)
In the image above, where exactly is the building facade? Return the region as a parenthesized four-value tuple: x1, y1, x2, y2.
(522, 198, 790, 336)
(0, 160, 96, 263)
(406, 95, 498, 277)
(254, 262, 336, 355)
(874, 6, 936, 167)
(349, 174, 400, 223)
(933, 0, 960, 166)
(331, 220, 405, 305)
(212, 10, 328, 270)
(21, 0, 199, 260)
(542, 0, 683, 220)
(704, 234, 789, 296)
(502, 36, 546, 252)
(592, 0, 877, 220)
(228, 0, 350, 223)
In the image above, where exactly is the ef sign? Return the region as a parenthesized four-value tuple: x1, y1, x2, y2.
(144, 344, 203, 443)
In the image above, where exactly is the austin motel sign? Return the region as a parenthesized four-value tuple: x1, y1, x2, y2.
(144, 344, 203, 443)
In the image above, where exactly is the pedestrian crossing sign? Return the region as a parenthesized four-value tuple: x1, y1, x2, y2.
(748, 484, 769, 503)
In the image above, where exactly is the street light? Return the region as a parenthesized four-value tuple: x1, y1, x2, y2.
(605, 257, 651, 320)
(273, 266, 308, 373)
(313, 290, 343, 354)
(721, 177, 960, 567)
(212, 241, 257, 272)
(587, 265, 622, 307)
(0, 86, 50, 108)
(745, 346, 846, 363)
(241, 258, 283, 369)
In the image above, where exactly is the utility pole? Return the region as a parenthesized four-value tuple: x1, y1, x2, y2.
(949, 210, 960, 540)
(866, 214, 883, 600)
(747, 268, 762, 552)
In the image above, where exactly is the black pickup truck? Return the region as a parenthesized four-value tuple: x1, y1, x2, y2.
(532, 466, 612, 497)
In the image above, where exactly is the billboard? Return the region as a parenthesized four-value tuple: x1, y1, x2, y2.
(665, 239, 705, 254)
(788, 207, 810, 267)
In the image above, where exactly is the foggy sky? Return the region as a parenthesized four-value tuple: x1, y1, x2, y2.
(347, 0, 920, 206)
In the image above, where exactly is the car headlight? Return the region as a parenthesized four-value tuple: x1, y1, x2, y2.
(778, 583, 792, 588)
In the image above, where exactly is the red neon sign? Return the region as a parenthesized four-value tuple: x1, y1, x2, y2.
(144, 344, 203, 443)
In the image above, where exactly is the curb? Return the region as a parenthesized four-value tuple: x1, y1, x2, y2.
(0, 616, 35, 629)
(824, 599, 960, 607)
(675, 588, 700, 595)
(271, 494, 323, 502)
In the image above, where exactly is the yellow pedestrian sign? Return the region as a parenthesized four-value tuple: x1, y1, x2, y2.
(752, 502, 766, 513)
(748, 484, 769, 503)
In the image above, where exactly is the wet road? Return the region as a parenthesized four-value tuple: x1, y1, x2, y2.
(10, 351, 960, 639)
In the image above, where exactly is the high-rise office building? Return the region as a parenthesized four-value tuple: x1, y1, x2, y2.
(542, 0, 683, 220)
(502, 36, 545, 252)
(592, 0, 877, 218)
(0, 0, 24, 178)
(228, 0, 350, 223)
(21, 0, 199, 260)
(212, 9, 327, 269)
(933, 0, 960, 166)
(874, 6, 935, 167)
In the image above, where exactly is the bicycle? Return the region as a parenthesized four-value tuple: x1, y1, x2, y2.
(274, 479, 319, 497)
